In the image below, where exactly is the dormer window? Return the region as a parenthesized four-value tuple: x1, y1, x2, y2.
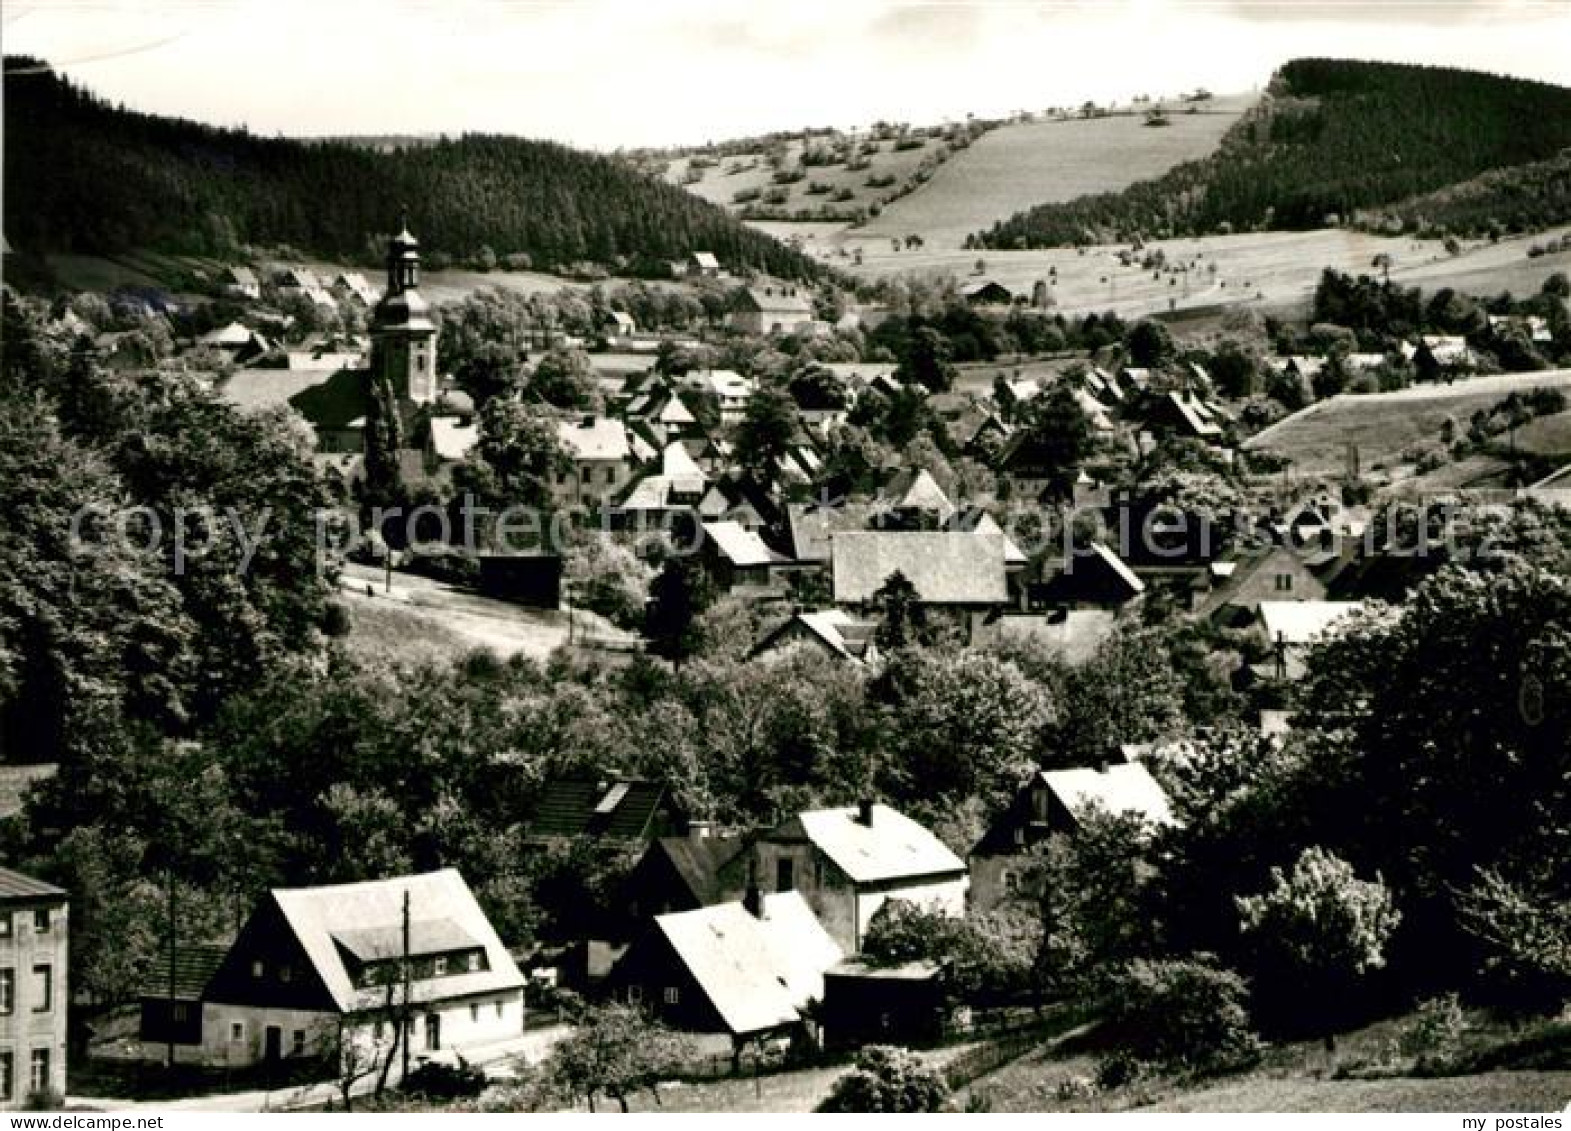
(433, 956, 447, 977)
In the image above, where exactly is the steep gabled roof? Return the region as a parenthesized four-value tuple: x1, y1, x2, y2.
(0, 866, 66, 902)
(531, 777, 677, 840)
(268, 869, 523, 1013)
(703, 520, 785, 569)
(1039, 763, 1176, 828)
(559, 417, 632, 462)
(651, 892, 842, 1036)
(138, 944, 230, 1001)
(648, 835, 748, 908)
(777, 804, 965, 886)
(877, 467, 955, 520)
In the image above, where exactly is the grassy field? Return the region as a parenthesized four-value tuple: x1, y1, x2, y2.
(960, 1012, 1571, 1114)
(1244, 369, 1571, 479)
(858, 97, 1254, 251)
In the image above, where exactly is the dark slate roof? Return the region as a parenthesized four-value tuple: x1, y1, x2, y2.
(138, 944, 228, 1001)
(530, 778, 676, 840)
(652, 835, 748, 906)
(0, 865, 66, 902)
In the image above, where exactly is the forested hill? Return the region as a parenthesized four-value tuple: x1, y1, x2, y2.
(2, 59, 821, 278)
(973, 58, 1571, 249)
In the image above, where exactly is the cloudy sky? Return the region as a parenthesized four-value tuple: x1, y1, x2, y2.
(7, 1, 1570, 148)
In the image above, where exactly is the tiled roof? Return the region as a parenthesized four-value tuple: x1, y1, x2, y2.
(651, 836, 748, 907)
(0, 865, 65, 902)
(1039, 763, 1176, 828)
(530, 777, 673, 840)
(780, 804, 965, 886)
(138, 944, 228, 1000)
(652, 891, 841, 1036)
(831, 529, 1008, 605)
(269, 868, 523, 1013)
(786, 502, 877, 563)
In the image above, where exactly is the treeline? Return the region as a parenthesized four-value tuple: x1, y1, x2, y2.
(1, 59, 820, 278)
(1365, 150, 1571, 238)
(973, 58, 1571, 248)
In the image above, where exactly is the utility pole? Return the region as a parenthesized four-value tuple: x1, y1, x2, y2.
(166, 870, 177, 1069)
(401, 890, 412, 1083)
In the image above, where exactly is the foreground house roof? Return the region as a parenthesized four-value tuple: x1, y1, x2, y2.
(267, 868, 523, 1013)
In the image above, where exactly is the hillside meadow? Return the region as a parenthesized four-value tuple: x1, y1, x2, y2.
(1244, 369, 1571, 479)
(858, 96, 1255, 250)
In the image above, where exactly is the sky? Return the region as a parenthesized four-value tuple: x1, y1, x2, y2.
(6, 0, 1571, 149)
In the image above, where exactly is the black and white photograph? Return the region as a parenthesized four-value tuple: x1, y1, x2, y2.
(1, 0, 1569, 1117)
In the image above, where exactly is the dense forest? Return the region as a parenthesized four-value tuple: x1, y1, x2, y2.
(1365, 150, 1571, 237)
(1, 58, 820, 278)
(973, 58, 1571, 248)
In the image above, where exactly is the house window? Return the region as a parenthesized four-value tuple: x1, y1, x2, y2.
(292, 1030, 306, 1057)
(279, 965, 292, 983)
(31, 909, 49, 935)
(0, 1051, 11, 1103)
(230, 1021, 246, 1043)
(470, 1003, 480, 1023)
(1002, 870, 1019, 895)
(0, 970, 13, 1015)
(626, 985, 643, 1005)
(663, 987, 680, 1006)
(495, 1001, 504, 1019)
(31, 966, 50, 1013)
(0, 913, 11, 939)
(28, 1049, 48, 1096)
(251, 960, 265, 979)
(1276, 573, 1293, 591)
(776, 858, 795, 892)
(467, 952, 482, 973)
(172, 1003, 190, 1023)
(373, 1020, 385, 1043)
(433, 956, 448, 977)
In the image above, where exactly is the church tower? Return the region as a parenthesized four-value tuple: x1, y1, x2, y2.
(370, 220, 437, 405)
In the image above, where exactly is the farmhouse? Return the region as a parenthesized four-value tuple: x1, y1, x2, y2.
(960, 279, 1013, 307)
(193, 869, 524, 1070)
(731, 284, 814, 336)
(701, 520, 789, 591)
(745, 802, 968, 953)
(969, 763, 1175, 913)
(831, 528, 1011, 638)
(609, 891, 841, 1044)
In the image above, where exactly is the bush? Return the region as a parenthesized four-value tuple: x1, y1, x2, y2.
(1399, 994, 1466, 1068)
(1103, 958, 1260, 1075)
(820, 1046, 950, 1112)
(401, 1057, 488, 1100)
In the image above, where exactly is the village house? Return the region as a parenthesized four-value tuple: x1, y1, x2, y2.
(1202, 542, 1331, 626)
(1033, 540, 1146, 610)
(683, 369, 754, 426)
(218, 265, 261, 300)
(685, 251, 722, 278)
(1249, 599, 1367, 682)
(831, 528, 1013, 640)
(820, 960, 948, 1051)
(969, 763, 1175, 913)
(332, 272, 379, 307)
(750, 609, 881, 668)
(192, 870, 524, 1071)
(556, 416, 634, 507)
(198, 321, 271, 365)
(731, 284, 814, 336)
(615, 442, 709, 529)
(621, 828, 749, 926)
(608, 890, 841, 1050)
(742, 802, 968, 954)
(0, 868, 68, 1107)
(526, 777, 686, 845)
(600, 310, 637, 341)
(700, 520, 790, 591)
(960, 279, 1013, 307)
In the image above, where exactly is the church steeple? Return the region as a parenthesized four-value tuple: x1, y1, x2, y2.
(370, 216, 437, 405)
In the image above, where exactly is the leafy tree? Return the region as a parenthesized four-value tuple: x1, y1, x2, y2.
(732, 385, 797, 482)
(1045, 628, 1186, 767)
(644, 558, 713, 670)
(1457, 868, 1571, 1014)
(870, 570, 928, 651)
(564, 534, 650, 630)
(862, 899, 1038, 1004)
(466, 397, 572, 511)
(364, 370, 406, 507)
(529, 348, 601, 412)
(897, 326, 957, 393)
(1127, 320, 1174, 368)
(1236, 846, 1400, 1031)
(820, 1046, 950, 1113)
(548, 1003, 693, 1113)
(1036, 809, 1160, 992)
(1011, 384, 1095, 490)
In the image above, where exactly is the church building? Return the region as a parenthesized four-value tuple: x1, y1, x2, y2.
(371, 222, 438, 406)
